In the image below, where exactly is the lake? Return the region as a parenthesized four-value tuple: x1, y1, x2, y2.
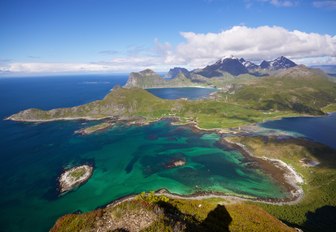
(147, 87, 216, 100)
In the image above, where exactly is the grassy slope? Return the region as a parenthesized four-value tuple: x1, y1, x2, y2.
(322, 103, 336, 113)
(227, 136, 336, 230)
(223, 75, 336, 114)
(51, 194, 295, 232)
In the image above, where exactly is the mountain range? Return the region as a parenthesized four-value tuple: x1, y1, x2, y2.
(187, 56, 298, 78)
(124, 56, 324, 89)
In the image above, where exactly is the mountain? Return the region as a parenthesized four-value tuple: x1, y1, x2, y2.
(124, 69, 163, 88)
(123, 57, 325, 89)
(124, 69, 199, 89)
(193, 56, 297, 78)
(239, 58, 259, 71)
(194, 56, 249, 77)
(166, 67, 191, 79)
(260, 56, 297, 70)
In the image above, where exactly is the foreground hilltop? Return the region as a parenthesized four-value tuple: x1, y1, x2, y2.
(51, 194, 296, 232)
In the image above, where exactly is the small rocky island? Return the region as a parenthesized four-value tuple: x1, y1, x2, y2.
(59, 165, 93, 194)
(75, 122, 114, 135)
(165, 159, 186, 169)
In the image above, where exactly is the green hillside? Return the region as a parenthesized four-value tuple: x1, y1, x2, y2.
(50, 194, 295, 232)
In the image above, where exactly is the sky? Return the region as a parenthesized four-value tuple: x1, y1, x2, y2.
(0, 0, 336, 75)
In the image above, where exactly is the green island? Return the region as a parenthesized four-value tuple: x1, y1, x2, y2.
(59, 165, 93, 194)
(7, 57, 336, 231)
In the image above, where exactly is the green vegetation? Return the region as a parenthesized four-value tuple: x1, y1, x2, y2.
(51, 195, 295, 232)
(322, 103, 336, 113)
(223, 74, 336, 114)
(227, 136, 336, 230)
(135, 191, 170, 204)
(69, 168, 86, 180)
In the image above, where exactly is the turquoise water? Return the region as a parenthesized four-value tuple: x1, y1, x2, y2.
(0, 76, 286, 231)
(0, 120, 287, 232)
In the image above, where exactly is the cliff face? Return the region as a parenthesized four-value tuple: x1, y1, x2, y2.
(124, 69, 199, 89)
(166, 67, 191, 79)
(125, 69, 165, 88)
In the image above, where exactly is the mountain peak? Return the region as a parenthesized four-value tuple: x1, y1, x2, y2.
(216, 55, 239, 64)
(260, 57, 297, 70)
(139, 69, 156, 76)
(197, 56, 248, 77)
(166, 67, 190, 79)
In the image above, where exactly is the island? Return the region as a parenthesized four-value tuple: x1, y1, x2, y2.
(59, 165, 93, 194)
(164, 158, 186, 169)
(75, 122, 114, 135)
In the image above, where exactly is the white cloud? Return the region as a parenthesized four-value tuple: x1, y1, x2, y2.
(164, 25, 336, 67)
(313, 0, 336, 9)
(0, 56, 173, 75)
(1, 25, 336, 75)
(259, 0, 298, 7)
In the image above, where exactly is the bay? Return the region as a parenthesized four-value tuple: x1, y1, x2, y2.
(261, 113, 336, 149)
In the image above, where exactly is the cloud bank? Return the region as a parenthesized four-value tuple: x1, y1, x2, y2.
(168, 25, 336, 66)
(1, 26, 335, 75)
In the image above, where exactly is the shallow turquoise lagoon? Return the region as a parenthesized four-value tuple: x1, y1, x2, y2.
(0, 120, 287, 232)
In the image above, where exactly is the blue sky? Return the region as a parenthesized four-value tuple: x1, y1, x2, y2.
(0, 0, 336, 75)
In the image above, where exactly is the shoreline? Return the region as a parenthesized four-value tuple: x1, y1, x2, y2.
(4, 115, 114, 122)
(58, 165, 93, 194)
(221, 139, 304, 205)
(75, 118, 305, 209)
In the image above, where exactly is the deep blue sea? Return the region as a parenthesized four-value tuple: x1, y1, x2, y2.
(261, 114, 336, 149)
(0, 75, 335, 232)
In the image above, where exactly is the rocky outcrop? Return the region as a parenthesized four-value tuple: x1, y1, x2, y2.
(59, 165, 93, 193)
(124, 69, 163, 88)
(165, 159, 186, 168)
(166, 67, 191, 79)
